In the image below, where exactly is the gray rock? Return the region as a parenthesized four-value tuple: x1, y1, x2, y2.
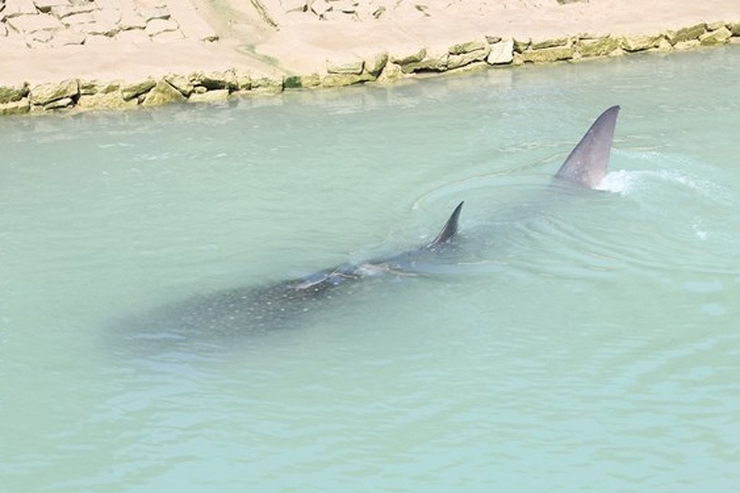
(120, 78, 156, 101)
(164, 73, 194, 96)
(0, 97, 31, 116)
(77, 92, 137, 110)
(518, 45, 575, 63)
(30, 79, 79, 105)
(43, 96, 74, 110)
(448, 46, 490, 70)
(0, 82, 29, 104)
(577, 36, 619, 57)
(361, 50, 388, 77)
(486, 38, 514, 65)
(401, 47, 448, 73)
(191, 70, 238, 91)
(700, 26, 732, 46)
(188, 89, 230, 103)
(620, 34, 662, 52)
(666, 23, 706, 44)
(389, 46, 426, 65)
(326, 54, 365, 75)
(142, 80, 187, 106)
(449, 39, 487, 55)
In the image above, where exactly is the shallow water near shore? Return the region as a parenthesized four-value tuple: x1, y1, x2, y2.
(2, 47, 740, 491)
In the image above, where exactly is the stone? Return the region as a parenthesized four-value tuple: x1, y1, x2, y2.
(699, 26, 732, 46)
(449, 39, 487, 55)
(376, 62, 404, 83)
(576, 36, 619, 57)
(251, 76, 283, 92)
(0, 83, 29, 104)
(49, 30, 85, 45)
(139, 4, 170, 21)
(282, 75, 302, 89)
(321, 72, 371, 87)
(673, 39, 701, 50)
(513, 38, 530, 53)
(120, 78, 156, 101)
(192, 70, 238, 91)
(188, 89, 230, 103)
(389, 46, 426, 65)
(620, 34, 662, 52)
(78, 79, 99, 95)
(6, 13, 64, 33)
(233, 68, 252, 91)
(144, 18, 178, 37)
(30, 79, 78, 105)
(486, 38, 514, 65)
(119, 10, 147, 30)
(43, 96, 74, 110)
(518, 45, 574, 63)
(164, 73, 193, 96)
(731, 23, 740, 36)
(401, 47, 448, 73)
(706, 21, 726, 31)
(0, 97, 31, 115)
(448, 45, 490, 70)
(281, 0, 306, 13)
(531, 37, 569, 50)
(309, 0, 331, 17)
(77, 92, 137, 110)
(62, 12, 95, 27)
(142, 80, 187, 106)
(33, 0, 70, 12)
(3, 0, 37, 18)
(361, 50, 388, 77)
(326, 54, 364, 74)
(666, 23, 706, 44)
(50, 3, 97, 18)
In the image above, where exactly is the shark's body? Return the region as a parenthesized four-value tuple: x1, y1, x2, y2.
(123, 106, 620, 341)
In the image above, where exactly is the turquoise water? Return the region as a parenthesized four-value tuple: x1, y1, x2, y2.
(2, 47, 739, 491)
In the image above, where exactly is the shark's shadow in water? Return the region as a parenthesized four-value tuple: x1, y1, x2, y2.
(119, 106, 621, 343)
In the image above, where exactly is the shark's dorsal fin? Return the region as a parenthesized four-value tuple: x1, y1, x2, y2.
(426, 201, 464, 249)
(555, 105, 620, 189)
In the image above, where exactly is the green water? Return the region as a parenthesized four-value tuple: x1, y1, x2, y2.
(2, 47, 739, 491)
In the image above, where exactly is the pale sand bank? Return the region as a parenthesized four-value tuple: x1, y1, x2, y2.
(1, 0, 739, 114)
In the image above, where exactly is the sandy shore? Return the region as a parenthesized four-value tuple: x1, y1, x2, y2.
(1, 0, 739, 113)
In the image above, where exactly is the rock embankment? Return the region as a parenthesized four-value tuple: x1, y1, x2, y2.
(1, 0, 739, 115)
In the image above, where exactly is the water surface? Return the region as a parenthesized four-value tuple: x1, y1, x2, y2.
(2, 47, 740, 491)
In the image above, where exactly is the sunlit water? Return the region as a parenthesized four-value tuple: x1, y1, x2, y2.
(2, 47, 740, 491)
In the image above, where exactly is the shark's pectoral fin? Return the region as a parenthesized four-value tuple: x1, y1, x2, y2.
(555, 105, 620, 189)
(426, 201, 464, 249)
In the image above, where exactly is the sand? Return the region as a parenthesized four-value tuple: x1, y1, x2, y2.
(1, 0, 739, 89)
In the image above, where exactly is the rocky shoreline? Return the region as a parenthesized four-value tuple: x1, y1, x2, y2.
(1, 0, 739, 116)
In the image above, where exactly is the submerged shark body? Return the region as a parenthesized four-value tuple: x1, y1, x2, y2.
(124, 106, 620, 341)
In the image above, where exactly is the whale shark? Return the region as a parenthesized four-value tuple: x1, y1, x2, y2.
(122, 105, 620, 342)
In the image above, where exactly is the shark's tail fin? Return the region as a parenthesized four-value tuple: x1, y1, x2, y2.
(555, 105, 620, 189)
(426, 201, 464, 249)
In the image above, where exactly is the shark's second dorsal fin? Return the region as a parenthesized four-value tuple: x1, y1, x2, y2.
(555, 105, 620, 189)
(426, 201, 464, 249)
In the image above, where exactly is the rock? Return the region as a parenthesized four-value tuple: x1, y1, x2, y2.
(518, 45, 574, 63)
(326, 54, 364, 74)
(321, 72, 371, 87)
(164, 73, 193, 96)
(49, 30, 85, 45)
(50, 3, 97, 18)
(531, 37, 569, 50)
(119, 10, 147, 30)
(77, 92, 137, 110)
(251, 76, 283, 93)
(62, 12, 95, 28)
(513, 38, 530, 53)
(33, 0, 70, 12)
(142, 80, 187, 106)
(359, 50, 388, 77)
(120, 78, 156, 101)
(731, 22, 740, 36)
(666, 23, 706, 44)
(0, 83, 29, 104)
(144, 18, 178, 37)
(115, 28, 150, 44)
(139, 5, 170, 21)
(233, 68, 252, 91)
(281, 0, 306, 13)
(449, 39, 487, 55)
(376, 62, 404, 83)
(401, 47, 448, 73)
(706, 21, 726, 31)
(699, 26, 732, 46)
(576, 36, 619, 57)
(620, 34, 662, 52)
(282, 75, 302, 89)
(448, 45, 490, 70)
(3, 0, 38, 18)
(7, 13, 64, 34)
(673, 39, 701, 50)
(43, 96, 74, 110)
(309, 0, 331, 17)
(486, 38, 514, 65)
(0, 98, 31, 116)
(30, 79, 79, 105)
(188, 89, 230, 103)
(389, 46, 426, 65)
(191, 70, 238, 91)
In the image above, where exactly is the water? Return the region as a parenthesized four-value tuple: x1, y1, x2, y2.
(2, 47, 740, 491)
